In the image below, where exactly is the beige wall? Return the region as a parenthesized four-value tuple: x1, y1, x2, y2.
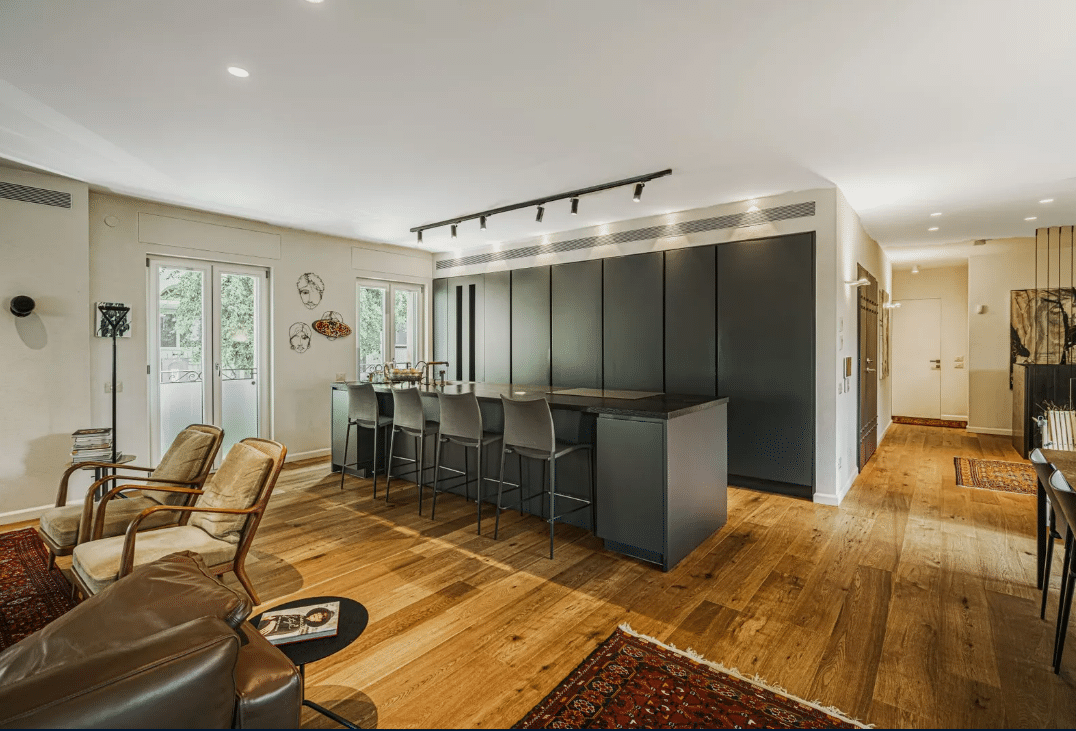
(0, 165, 91, 518)
(892, 264, 969, 420)
(88, 193, 434, 469)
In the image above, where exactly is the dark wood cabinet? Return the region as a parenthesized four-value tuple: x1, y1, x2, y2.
(511, 266, 550, 386)
(664, 246, 716, 397)
(552, 260, 603, 389)
(603, 252, 663, 392)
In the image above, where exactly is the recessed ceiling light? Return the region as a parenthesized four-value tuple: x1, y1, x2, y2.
(227, 66, 249, 78)
(1040, 199, 1054, 204)
(1025, 216, 1037, 221)
(930, 212, 942, 217)
(928, 227, 939, 231)
(306, 0, 324, 3)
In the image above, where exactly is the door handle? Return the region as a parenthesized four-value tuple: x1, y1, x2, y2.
(929, 360, 940, 364)
(866, 368, 876, 373)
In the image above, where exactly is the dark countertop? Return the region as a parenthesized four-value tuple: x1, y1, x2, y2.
(331, 381, 727, 420)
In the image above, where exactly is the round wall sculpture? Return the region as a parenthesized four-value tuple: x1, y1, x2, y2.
(312, 311, 352, 340)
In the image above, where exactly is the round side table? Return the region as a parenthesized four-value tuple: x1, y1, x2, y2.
(250, 595, 369, 729)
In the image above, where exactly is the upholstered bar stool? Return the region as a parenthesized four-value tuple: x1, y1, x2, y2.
(494, 395, 594, 559)
(385, 387, 439, 511)
(431, 391, 503, 534)
(339, 383, 393, 496)
(1032, 448, 1067, 619)
(1048, 469, 1076, 673)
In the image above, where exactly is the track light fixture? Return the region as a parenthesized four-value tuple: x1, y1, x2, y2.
(410, 168, 671, 242)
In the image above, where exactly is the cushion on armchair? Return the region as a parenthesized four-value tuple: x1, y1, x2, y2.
(188, 442, 272, 543)
(143, 428, 217, 504)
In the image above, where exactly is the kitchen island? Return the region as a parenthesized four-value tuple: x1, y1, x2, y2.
(331, 382, 727, 570)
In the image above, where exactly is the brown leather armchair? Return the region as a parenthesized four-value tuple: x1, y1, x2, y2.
(0, 552, 301, 729)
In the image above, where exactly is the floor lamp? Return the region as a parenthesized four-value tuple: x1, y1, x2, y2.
(97, 304, 130, 464)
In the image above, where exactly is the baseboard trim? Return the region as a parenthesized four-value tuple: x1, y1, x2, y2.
(942, 414, 970, 422)
(966, 426, 1013, 436)
(285, 448, 330, 463)
(0, 503, 53, 524)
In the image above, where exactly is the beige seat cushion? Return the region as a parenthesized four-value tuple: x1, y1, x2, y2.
(38, 496, 173, 549)
(188, 442, 272, 544)
(72, 525, 237, 595)
(143, 428, 216, 505)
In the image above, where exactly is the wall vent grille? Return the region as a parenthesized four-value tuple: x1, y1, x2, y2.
(436, 200, 815, 271)
(0, 181, 72, 209)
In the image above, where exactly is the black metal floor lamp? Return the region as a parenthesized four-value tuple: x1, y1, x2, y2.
(97, 304, 130, 463)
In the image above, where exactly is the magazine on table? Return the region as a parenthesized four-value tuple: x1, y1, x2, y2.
(256, 601, 340, 645)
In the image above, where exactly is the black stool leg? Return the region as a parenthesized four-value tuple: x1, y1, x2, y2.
(548, 456, 556, 560)
(1054, 531, 1075, 673)
(431, 437, 443, 520)
(371, 424, 380, 499)
(495, 448, 509, 539)
(518, 453, 525, 516)
(588, 448, 596, 533)
(1042, 510, 1056, 620)
(476, 444, 483, 535)
(418, 434, 426, 515)
(385, 428, 397, 502)
(1038, 484, 1047, 590)
(339, 421, 352, 491)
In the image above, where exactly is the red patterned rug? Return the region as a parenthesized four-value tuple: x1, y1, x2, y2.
(893, 415, 967, 428)
(0, 527, 77, 651)
(954, 457, 1037, 495)
(515, 626, 868, 729)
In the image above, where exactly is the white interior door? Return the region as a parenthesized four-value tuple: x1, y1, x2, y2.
(149, 258, 269, 463)
(892, 297, 941, 419)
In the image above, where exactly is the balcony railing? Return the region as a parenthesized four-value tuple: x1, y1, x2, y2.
(160, 368, 256, 384)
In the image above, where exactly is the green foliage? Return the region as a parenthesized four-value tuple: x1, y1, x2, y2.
(161, 269, 255, 375)
(358, 287, 385, 369)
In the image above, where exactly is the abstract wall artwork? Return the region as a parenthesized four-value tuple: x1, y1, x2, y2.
(289, 322, 312, 353)
(312, 311, 352, 340)
(879, 289, 891, 380)
(1011, 288, 1076, 387)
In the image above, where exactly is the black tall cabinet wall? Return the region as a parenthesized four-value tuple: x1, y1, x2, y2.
(717, 233, 815, 497)
(552, 260, 603, 389)
(511, 266, 551, 386)
(665, 246, 717, 397)
(604, 252, 664, 392)
(483, 271, 512, 384)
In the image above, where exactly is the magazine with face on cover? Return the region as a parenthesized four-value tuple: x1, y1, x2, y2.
(257, 601, 340, 645)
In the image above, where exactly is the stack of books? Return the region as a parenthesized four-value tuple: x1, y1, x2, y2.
(71, 428, 114, 463)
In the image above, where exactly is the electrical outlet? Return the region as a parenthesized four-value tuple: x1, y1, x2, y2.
(105, 382, 123, 393)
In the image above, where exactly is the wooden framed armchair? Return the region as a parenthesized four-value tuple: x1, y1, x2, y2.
(71, 438, 286, 604)
(37, 425, 223, 566)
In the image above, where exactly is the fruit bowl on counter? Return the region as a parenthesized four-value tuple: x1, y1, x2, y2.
(384, 367, 423, 384)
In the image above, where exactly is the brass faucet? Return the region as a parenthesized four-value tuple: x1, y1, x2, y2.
(417, 361, 449, 386)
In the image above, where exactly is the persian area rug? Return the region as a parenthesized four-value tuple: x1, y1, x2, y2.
(893, 415, 967, 428)
(954, 457, 1037, 495)
(0, 527, 77, 651)
(514, 625, 869, 729)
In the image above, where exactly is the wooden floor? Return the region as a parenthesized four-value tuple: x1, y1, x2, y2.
(14, 424, 1076, 727)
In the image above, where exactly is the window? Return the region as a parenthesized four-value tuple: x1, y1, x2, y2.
(357, 279, 423, 375)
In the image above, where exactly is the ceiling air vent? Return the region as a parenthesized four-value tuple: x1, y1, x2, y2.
(0, 181, 72, 209)
(436, 201, 815, 271)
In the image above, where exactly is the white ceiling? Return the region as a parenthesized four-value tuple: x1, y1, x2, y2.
(1, 0, 1074, 254)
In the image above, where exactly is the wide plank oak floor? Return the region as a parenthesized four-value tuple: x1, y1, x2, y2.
(17, 424, 1076, 727)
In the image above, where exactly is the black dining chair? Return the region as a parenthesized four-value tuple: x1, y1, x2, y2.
(1031, 448, 1067, 620)
(339, 384, 393, 496)
(384, 387, 439, 511)
(431, 391, 503, 534)
(1047, 468, 1076, 674)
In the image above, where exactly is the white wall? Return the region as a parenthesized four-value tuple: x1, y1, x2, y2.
(0, 165, 91, 518)
(434, 186, 890, 506)
(892, 264, 969, 420)
(967, 237, 1042, 434)
(88, 192, 434, 468)
(833, 189, 892, 503)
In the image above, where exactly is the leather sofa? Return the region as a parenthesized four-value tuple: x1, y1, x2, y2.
(0, 551, 301, 728)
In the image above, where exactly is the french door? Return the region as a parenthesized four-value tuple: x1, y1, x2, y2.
(356, 279, 423, 376)
(149, 257, 270, 464)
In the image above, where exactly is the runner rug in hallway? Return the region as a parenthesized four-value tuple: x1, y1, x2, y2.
(0, 528, 77, 651)
(954, 457, 1037, 495)
(514, 625, 868, 729)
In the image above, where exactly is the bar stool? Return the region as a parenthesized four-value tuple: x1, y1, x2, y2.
(431, 391, 503, 534)
(339, 383, 393, 496)
(1031, 448, 1066, 619)
(494, 395, 594, 559)
(1048, 468, 1076, 673)
(385, 387, 439, 512)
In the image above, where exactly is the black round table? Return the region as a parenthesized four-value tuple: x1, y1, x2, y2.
(251, 596, 369, 729)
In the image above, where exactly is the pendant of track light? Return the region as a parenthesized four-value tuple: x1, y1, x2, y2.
(480, 215, 487, 230)
(417, 230, 423, 244)
(536, 205, 545, 223)
(570, 197, 579, 215)
(451, 224, 458, 238)
(633, 183, 644, 202)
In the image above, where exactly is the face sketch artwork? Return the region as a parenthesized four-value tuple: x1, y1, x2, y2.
(289, 322, 312, 353)
(297, 272, 325, 310)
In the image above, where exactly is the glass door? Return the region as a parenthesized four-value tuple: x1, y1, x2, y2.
(149, 258, 269, 463)
(356, 279, 424, 377)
